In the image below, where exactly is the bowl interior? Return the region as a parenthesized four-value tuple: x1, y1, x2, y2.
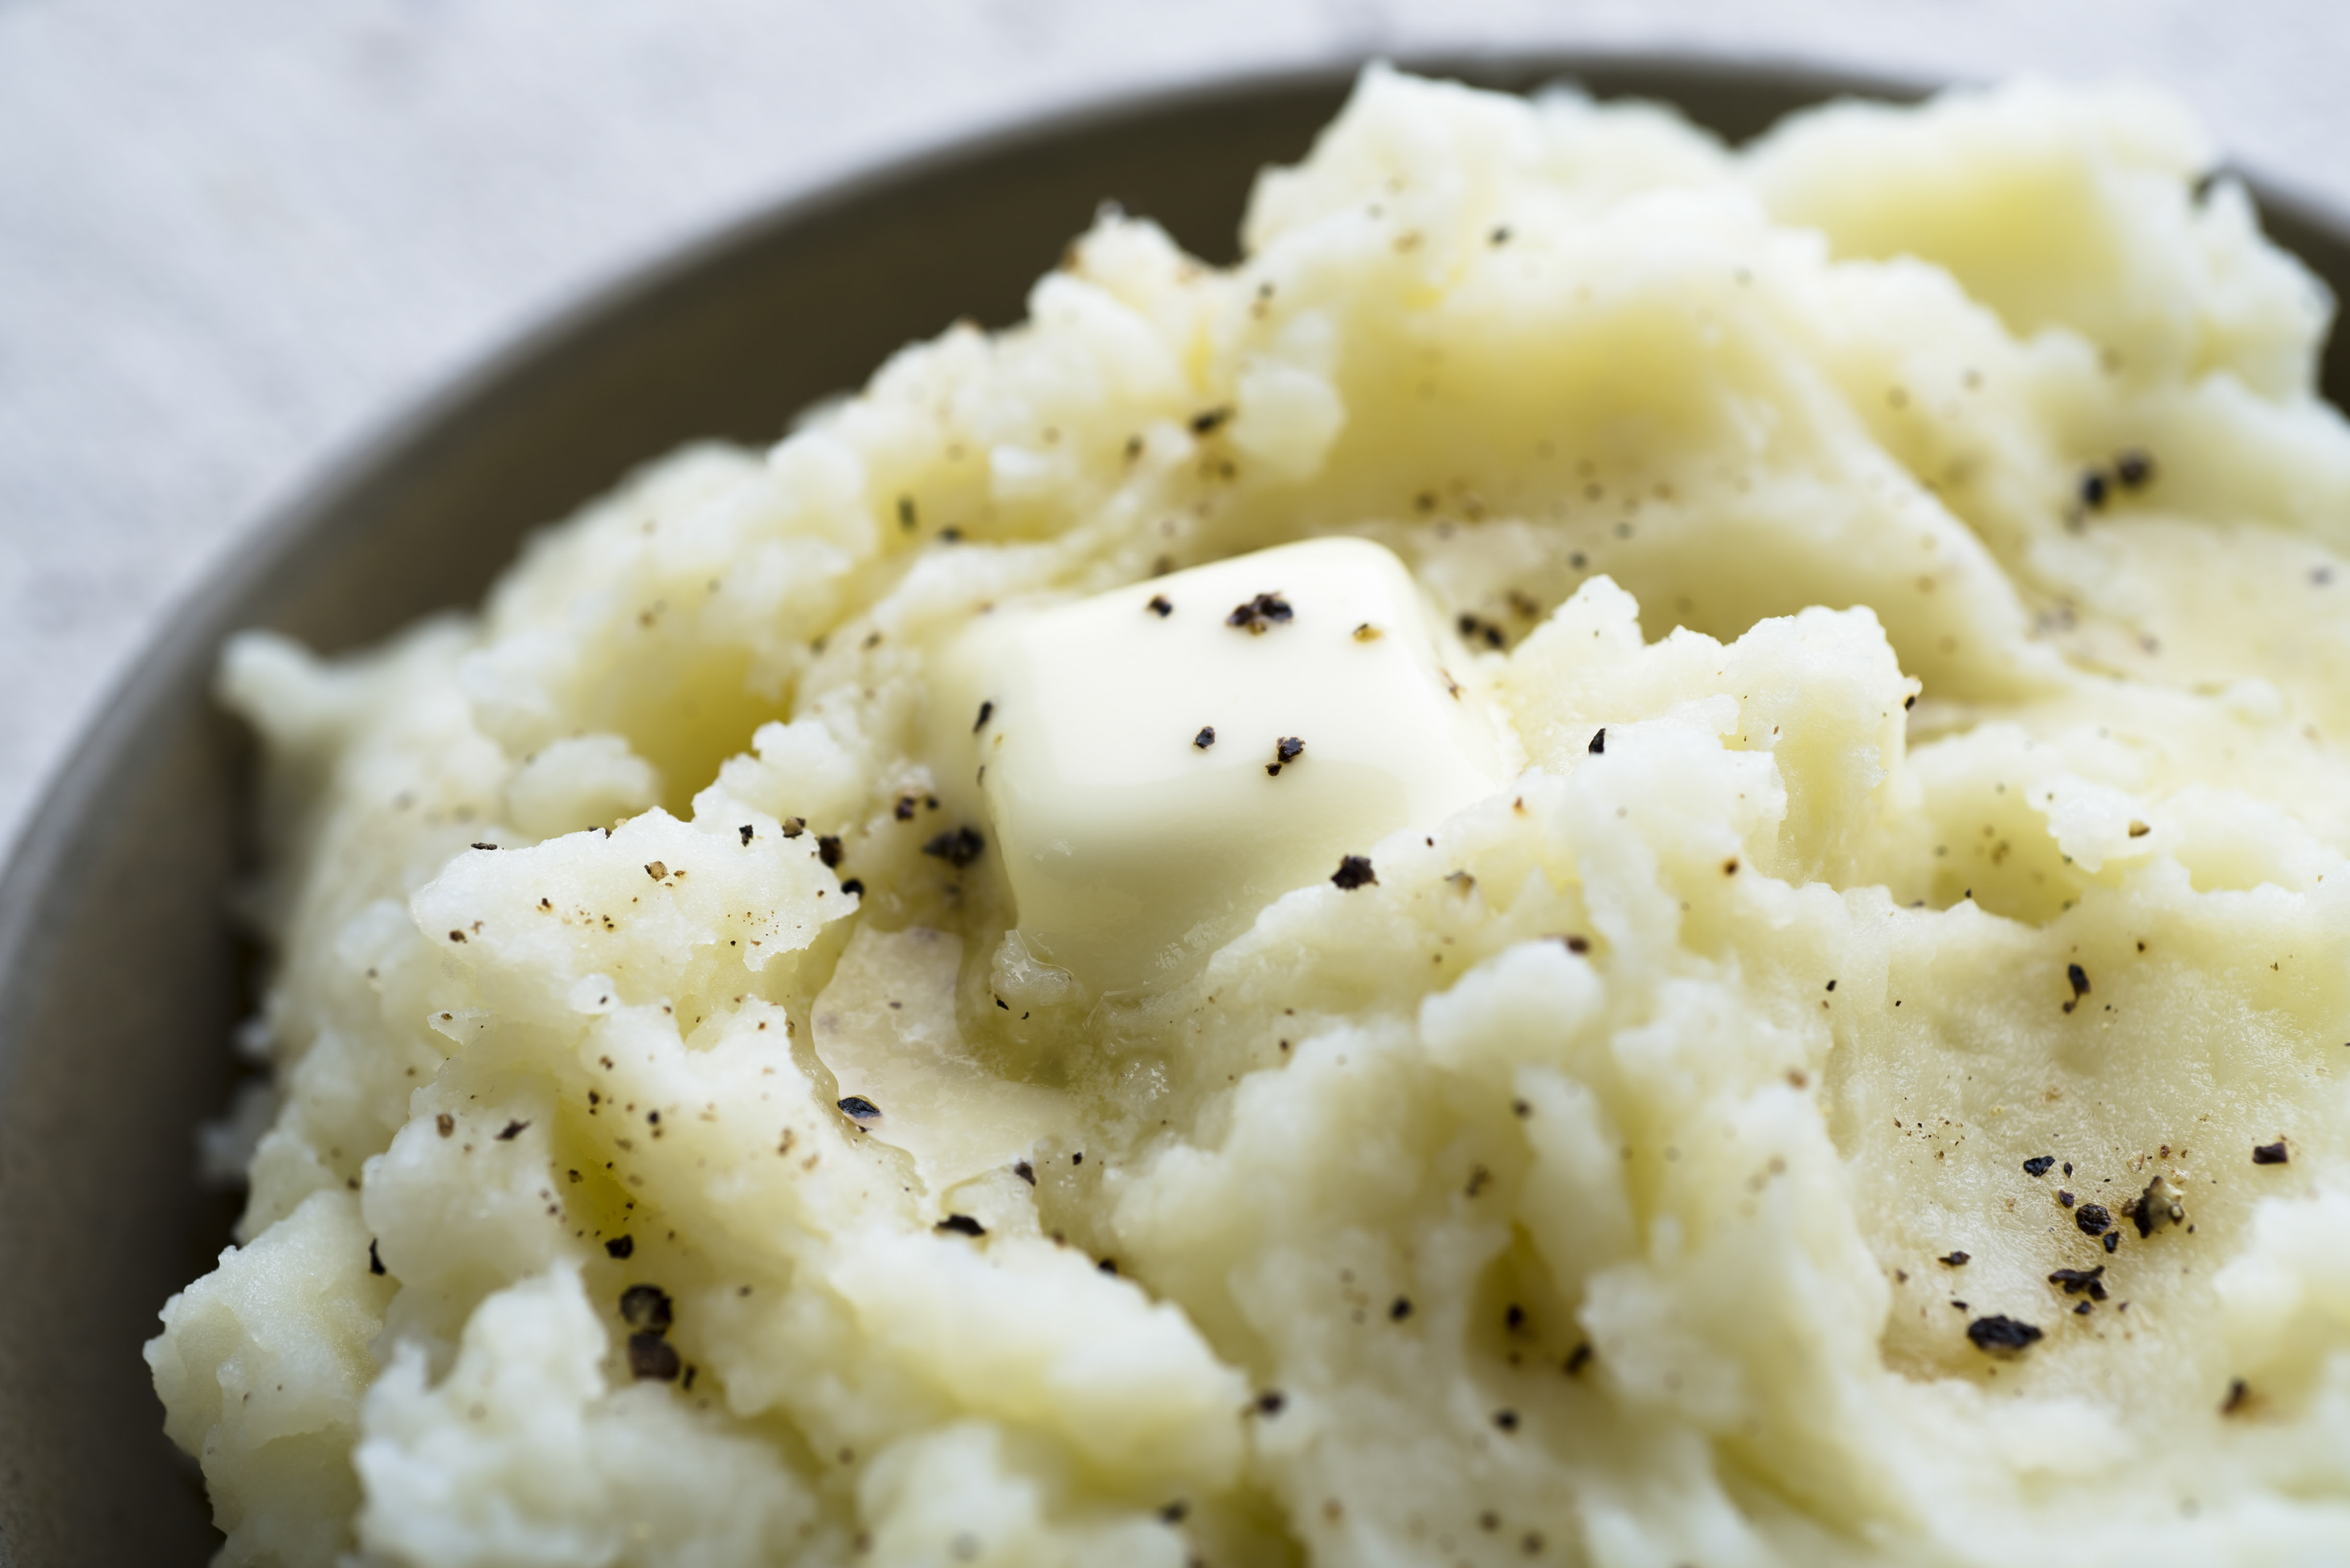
(3, 54, 2346, 1565)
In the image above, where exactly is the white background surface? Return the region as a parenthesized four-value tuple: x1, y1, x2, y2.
(4, 0, 2347, 858)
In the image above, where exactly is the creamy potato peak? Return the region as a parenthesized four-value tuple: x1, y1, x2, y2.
(150, 69, 2350, 1566)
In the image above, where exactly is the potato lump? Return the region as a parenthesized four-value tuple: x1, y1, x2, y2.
(149, 68, 2350, 1567)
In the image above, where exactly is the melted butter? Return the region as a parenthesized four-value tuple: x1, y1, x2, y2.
(810, 924, 1073, 1203)
(944, 537, 1510, 993)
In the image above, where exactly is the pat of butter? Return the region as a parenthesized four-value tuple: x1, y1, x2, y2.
(949, 537, 1508, 993)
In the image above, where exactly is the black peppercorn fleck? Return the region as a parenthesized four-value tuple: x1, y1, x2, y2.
(922, 827, 986, 869)
(2049, 1266, 2108, 1301)
(1331, 855, 1377, 891)
(619, 1284, 674, 1333)
(628, 1332, 680, 1381)
(1967, 1315, 2043, 1353)
(1457, 613, 1506, 649)
(1226, 592, 1294, 634)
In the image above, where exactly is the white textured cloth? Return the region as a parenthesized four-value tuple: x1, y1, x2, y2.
(4, 0, 2346, 854)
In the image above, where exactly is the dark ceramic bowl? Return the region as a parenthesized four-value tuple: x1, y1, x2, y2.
(4, 54, 2348, 1566)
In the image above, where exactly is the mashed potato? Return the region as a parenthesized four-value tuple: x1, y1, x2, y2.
(149, 67, 2350, 1566)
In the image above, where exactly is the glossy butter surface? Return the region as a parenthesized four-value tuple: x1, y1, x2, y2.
(948, 537, 1508, 992)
